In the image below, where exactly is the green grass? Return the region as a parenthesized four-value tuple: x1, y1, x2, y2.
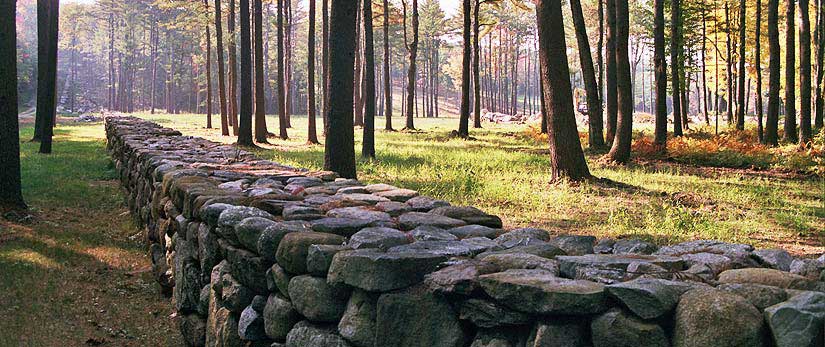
(139, 112, 825, 255)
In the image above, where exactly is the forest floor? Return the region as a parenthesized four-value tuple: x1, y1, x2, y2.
(1, 112, 822, 346)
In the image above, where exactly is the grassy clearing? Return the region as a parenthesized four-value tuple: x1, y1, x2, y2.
(0, 123, 180, 346)
(139, 112, 825, 256)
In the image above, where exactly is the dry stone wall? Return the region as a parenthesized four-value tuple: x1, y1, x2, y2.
(107, 116, 825, 347)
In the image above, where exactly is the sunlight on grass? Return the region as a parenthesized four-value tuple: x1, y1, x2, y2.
(1, 250, 61, 270)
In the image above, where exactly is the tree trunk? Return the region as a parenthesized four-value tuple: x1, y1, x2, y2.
(277, 0, 288, 139)
(598, 0, 604, 102)
(204, 0, 214, 129)
(307, 0, 320, 144)
(384, 0, 393, 131)
(605, 0, 618, 144)
(766, 0, 781, 146)
(800, 0, 813, 143)
(472, 0, 482, 128)
(536, 0, 591, 181)
(253, 0, 268, 143)
(229, 0, 239, 135)
(362, 0, 376, 157)
(36, 0, 59, 154)
(701, 1, 709, 124)
(324, 0, 358, 179)
(816, 0, 824, 128)
(671, 0, 682, 136)
(785, 0, 797, 142)
(404, 0, 419, 130)
(607, 0, 633, 163)
(285, 0, 293, 127)
(458, 0, 472, 138)
(0, 0, 26, 209)
(725, 2, 733, 125)
(353, 0, 364, 126)
(570, 0, 605, 148)
(736, 0, 747, 130)
(237, 0, 253, 146)
(756, 0, 764, 142)
(653, 0, 668, 148)
(215, 0, 230, 136)
(322, 0, 330, 133)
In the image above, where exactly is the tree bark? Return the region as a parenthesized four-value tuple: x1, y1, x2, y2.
(735, 0, 747, 130)
(36, 0, 59, 154)
(653, 0, 668, 148)
(458, 0, 472, 138)
(215, 0, 230, 136)
(785, 0, 797, 142)
(322, 0, 330, 133)
(229, 0, 239, 135)
(605, 0, 618, 144)
(472, 0, 482, 128)
(671, 0, 683, 136)
(253, 0, 268, 143)
(237, 0, 253, 146)
(756, 0, 764, 142)
(0, 0, 26, 209)
(362, 0, 376, 158)
(570, 0, 605, 149)
(307, 0, 320, 144)
(536, 0, 591, 181)
(324, 0, 358, 179)
(766, 0, 781, 146)
(607, 0, 633, 163)
(277, 0, 288, 139)
(205, 0, 214, 129)
(816, 0, 825, 128)
(384, 0, 393, 131)
(403, 0, 419, 130)
(800, 0, 813, 143)
(725, 2, 733, 125)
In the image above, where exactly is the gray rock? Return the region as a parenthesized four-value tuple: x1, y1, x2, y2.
(364, 183, 398, 193)
(257, 221, 312, 262)
(673, 288, 765, 347)
(717, 283, 788, 310)
(527, 319, 590, 347)
(174, 258, 203, 313)
(224, 244, 270, 293)
(718, 268, 825, 292)
(791, 258, 825, 280)
(338, 290, 378, 347)
(283, 204, 325, 221)
(388, 240, 488, 257)
(448, 225, 502, 240)
(311, 218, 373, 236)
(476, 243, 565, 260)
(591, 308, 669, 347)
(405, 196, 451, 211)
(654, 239, 754, 256)
(462, 237, 500, 252)
(285, 321, 352, 347)
(238, 303, 267, 341)
(266, 263, 291, 297)
(548, 235, 597, 256)
(327, 207, 392, 222)
(288, 275, 350, 322)
(593, 238, 616, 254)
(337, 193, 391, 205)
(411, 226, 459, 241)
(425, 259, 501, 295)
(348, 227, 410, 250)
(612, 239, 658, 255)
(557, 254, 685, 280)
(458, 299, 530, 328)
(429, 206, 503, 228)
(375, 201, 411, 217)
(198, 224, 221, 283)
(605, 278, 696, 319)
(479, 269, 608, 315)
(754, 249, 794, 271)
(263, 294, 301, 341)
(376, 288, 466, 347)
(481, 253, 559, 273)
(276, 232, 347, 274)
(375, 188, 420, 202)
(221, 273, 254, 313)
(398, 212, 467, 230)
(328, 249, 447, 292)
(235, 217, 278, 252)
(201, 203, 235, 226)
(218, 206, 274, 229)
(493, 228, 551, 248)
(764, 291, 825, 347)
(286, 176, 324, 187)
(680, 252, 734, 276)
(337, 186, 371, 195)
(179, 314, 207, 347)
(469, 329, 525, 347)
(307, 244, 350, 276)
(206, 306, 243, 347)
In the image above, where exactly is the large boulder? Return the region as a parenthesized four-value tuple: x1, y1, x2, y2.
(257, 221, 311, 262)
(276, 232, 347, 274)
(590, 308, 669, 347)
(235, 217, 278, 252)
(328, 249, 447, 292)
(288, 275, 350, 322)
(311, 218, 373, 236)
(753, 249, 794, 271)
(557, 254, 685, 281)
(430, 206, 503, 228)
(285, 321, 352, 347)
(338, 290, 378, 347)
(493, 228, 550, 248)
(399, 212, 467, 230)
(672, 288, 765, 347)
(425, 259, 501, 295)
(548, 235, 597, 256)
(448, 225, 502, 240)
(263, 294, 301, 341)
(527, 319, 590, 347)
(458, 299, 531, 328)
(718, 268, 825, 292)
(479, 269, 608, 315)
(764, 291, 825, 347)
(376, 288, 467, 347)
(388, 240, 489, 257)
(348, 227, 410, 250)
(237, 296, 268, 341)
(605, 278, 697, 319)
(717, 283, 788, 310)
(327, 207, 392, 222)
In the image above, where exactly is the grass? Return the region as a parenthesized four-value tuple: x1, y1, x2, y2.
(139, 112, 825, 256)
(0, 123, 180, 346)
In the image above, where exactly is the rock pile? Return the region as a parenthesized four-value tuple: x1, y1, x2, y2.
(107, 116, 825, 347)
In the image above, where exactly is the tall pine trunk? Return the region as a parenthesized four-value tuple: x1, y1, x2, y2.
(671, 0, 683, 136)
(383, 0, 393, 131)
(324, 0, 358, 179)
(800, 0, 813, 143)
(205, 0, 214, 129)
(0, 0, 26, 209)
(756, 0, 764, 142)
(277, 0, 288, 139)
(254, 0, 268, 143)
(736, 0, 747, 130)
(653, 0, 668, 148)
(605, 0, 618, 144)
(472, 0, 482, 128)
(570, 0, 605, 148)
(362, 0, 376, 157)
(237, 0, 253, 146)
(607, 0, 634, 163)
(229, 0, 239, 135)
(215, 0, 230, 136)
(404, 0, 419, 130)
(766, 0, 781, 146)
(536, 0, 591, 181)
(458, 0, 472, 138)
(36, 0, 59, 154)
(785, 0, 797, 142)
(308, 0, 320, 144)
(816, 0, 824, 128)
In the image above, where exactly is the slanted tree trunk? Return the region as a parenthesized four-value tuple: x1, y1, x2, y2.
(766, 0, 781, 146)
(607, 0, 634, 163)
(37, 0, 59, 154)
(756, 0, 765, 142)
(277, 0, 288, 139)
(215, 0, 230, 136)
(324, 0, 358, 179)
(800, 0, 813, 143)
(536, 0, 591, 181)
(362, 0, 376, 157)
(307, 0, 320, 144)
(253, 0, 268, 143)
(605, 0, 618, 144)
(472, 0, 482, 128)
(383, 0, 393, 131)
(403, 0, 419, 130)
(736, 0, 747, 130)
(785, 0, 797, 142)
(237, 0, 253, 146)
(570, 0, 605, 149)
(653, 0, 668, 148)
(671, 0, 683, 136)
(458, 0, 472, 138)
(0, 0, 26, 209)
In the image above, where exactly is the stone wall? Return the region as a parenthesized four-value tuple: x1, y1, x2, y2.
(107, 116, 825, 347)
